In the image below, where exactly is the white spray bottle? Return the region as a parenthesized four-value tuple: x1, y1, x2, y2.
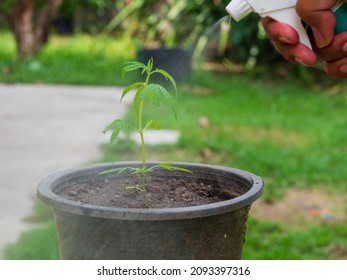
(226, 0, 347, 50)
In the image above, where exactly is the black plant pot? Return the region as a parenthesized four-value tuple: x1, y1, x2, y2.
(37, 162, 263, 260)
(137, 48, 193, 82)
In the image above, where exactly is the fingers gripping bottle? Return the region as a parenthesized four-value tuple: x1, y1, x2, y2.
(226, 0, 347, 50)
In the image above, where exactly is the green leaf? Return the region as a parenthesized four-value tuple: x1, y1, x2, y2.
(132, 167, 150, 175)
(126, 186, 144, 192)
(139, 84, 177, 119)
(121, 82, 144, 101)
(99, 167, 131, 175)
(146, 57, 154, 73)
(103, 119, 125, 144)
(145, 120, 161, 130)
(155, 84, 177, 119)
(150, 163, 192, 173)
(122, 61, 146, 80)
(153, 69, 177, 93)
(144, 84, 162, 106)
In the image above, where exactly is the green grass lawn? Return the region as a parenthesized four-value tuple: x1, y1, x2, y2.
(0, 32, 136, 85)
(2, 32, 346, 260)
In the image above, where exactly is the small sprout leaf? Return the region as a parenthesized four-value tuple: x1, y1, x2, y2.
(157, 163, 193, 173)
(146, 57, 154, 73)
(145, 84, 161, 106)
(122, 61, 145, 80)
(99, 167, 131, 175)
(126, 186, 144, 192)
(139, 84, 176, 119)
(154, 69, 177, 93)
(103, 119, 125, 144)
(155, 84, 177, 120)
(121, 82, 144, 101)
(145, 120, 161, 130)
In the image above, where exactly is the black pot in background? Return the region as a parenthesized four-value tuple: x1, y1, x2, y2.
(54, 17, 73, 35)
(137, 48, 193, 83)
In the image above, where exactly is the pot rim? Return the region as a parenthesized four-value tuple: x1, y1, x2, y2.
(37, 161, 264, 220)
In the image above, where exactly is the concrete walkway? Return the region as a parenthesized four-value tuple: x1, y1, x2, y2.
(0, 83, 128, 258)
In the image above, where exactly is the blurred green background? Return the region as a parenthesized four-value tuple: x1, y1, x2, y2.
(1, 0, 346, 260)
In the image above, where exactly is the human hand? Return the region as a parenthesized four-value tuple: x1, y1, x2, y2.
(262, 0, 347, 78)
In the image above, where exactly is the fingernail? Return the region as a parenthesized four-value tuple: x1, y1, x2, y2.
(340, 64, 347, 73)
(313, 28, 329, 48)
(294, 57, 308, 66)
(279, 36, 291, 44)
(343, 42, 347, 52)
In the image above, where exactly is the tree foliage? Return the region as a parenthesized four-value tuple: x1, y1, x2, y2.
(107, 0, 280, 64)
(106, 0, 228, 48)
(0, 0, 281, 64)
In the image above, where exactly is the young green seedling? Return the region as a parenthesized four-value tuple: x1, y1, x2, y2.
(102, 58, 191, 206)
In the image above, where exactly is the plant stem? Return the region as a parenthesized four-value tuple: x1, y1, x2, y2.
(138, 100, 146, 171)
(138, 96, 148, 206)
(137, 70, 151, 206)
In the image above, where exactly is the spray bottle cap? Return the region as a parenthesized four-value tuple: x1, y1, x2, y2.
(226, 0, 253, 21)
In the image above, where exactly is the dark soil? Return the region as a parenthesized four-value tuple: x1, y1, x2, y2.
(58, 174, 246, 209)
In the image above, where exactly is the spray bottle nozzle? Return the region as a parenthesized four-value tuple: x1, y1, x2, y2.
(226, 0, 312, 49)
(226, 0, 253, 21)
